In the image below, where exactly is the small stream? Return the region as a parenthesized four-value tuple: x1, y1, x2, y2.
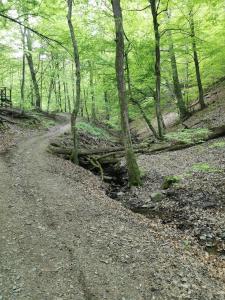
(79, 157, 225, 258)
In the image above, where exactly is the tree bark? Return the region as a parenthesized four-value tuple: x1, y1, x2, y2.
(167, 29, 188, 120)
(189, 10, 206, 110)
(149, 0, 164, 138)
(83, 89, 90, 121)
(104, 91, 110, 121)
(47, 77, 54, 113)
(111, 0, 141, 186)
(25, 30, 41, 110)
(89, 61, 96, 123)
(20, 26, 26, 111)
(66, 0, 81, 164)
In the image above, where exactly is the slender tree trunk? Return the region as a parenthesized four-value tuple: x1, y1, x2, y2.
(189, 10, 206, 110)
(80, 90, 84, 117)
(104, 91, 110, 121)
(71, 63, 75, 112)
(62, 60, 68, 112)
(47, 78, 54, 113)
(149, 0, 164, 138)
(111, 0, 141, 186)
(57, 75, 63, 112)
(66, 83, 71, 112)
(83, 89, 90, 122)
(167, 30, 188, 120)
(53, 80, 59, 111)
(89, 61, 96, 123)
(63, 81, 67, 112)
(30, 79, 34, 106)
(20, 26, 26, 111)
(25, 30, 41, 110)
(40, 55, 44, 109)
(67, 0, 81, 164)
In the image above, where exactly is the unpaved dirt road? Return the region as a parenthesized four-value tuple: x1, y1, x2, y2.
(0, 123, 225, 299)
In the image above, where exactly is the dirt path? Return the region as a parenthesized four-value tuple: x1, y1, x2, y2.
(0, 123, 225, 299)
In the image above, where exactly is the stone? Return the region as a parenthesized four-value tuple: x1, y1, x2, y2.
(151, 191, 164, 202)
(202, 202, 217, 209)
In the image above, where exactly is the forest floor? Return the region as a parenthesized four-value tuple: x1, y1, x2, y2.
(1, 114, 225, 299)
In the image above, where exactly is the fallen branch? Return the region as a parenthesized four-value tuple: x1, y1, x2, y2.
(48, 125, 225, 166)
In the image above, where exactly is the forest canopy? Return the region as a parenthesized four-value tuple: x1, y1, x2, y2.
(0, 0, 224, 123)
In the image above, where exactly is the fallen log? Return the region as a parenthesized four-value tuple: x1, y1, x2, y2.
(48, 124, 225, 164)
(208, 125, 225, 139)
(0, 107, 40, 122)
(0, 115, 19, 124)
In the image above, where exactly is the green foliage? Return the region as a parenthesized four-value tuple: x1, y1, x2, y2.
(76, 121, 110, 139)
(162, 175, 181, 189)
(165, 128, 210, 144)
(190, 163, 221, 173)
(209, 141, 225, 149)
(0, 0, 224, 133)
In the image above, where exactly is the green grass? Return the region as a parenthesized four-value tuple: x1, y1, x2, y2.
(42, 119, 56, 128)
(190, 162, 221, 173)
(165, 128, 210, 145)
(76, 121, 110, 139)
(209, 141, 225, 148)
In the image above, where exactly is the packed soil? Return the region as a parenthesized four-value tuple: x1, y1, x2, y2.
(1, 121, 225, 299)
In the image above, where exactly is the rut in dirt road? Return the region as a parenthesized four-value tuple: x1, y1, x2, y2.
(0, 123, 225, 300)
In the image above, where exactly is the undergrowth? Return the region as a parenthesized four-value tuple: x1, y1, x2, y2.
(209, 141, 225, 148)
(77, 121, 110, 139)
(190, 163, 221, 173)
(165, 128, 210, 144)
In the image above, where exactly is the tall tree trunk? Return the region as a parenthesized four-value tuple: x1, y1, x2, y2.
(57, 75, 63, 112)
(62, 60, 68, 112)
(47, 78, 54, 113)
(20, 26, 26, 111)
(111, 0, 141, 186)
(89, 61, 96, 123)
(66, 83, 71, 113)
(149, 0, 164, 138)
(71, 63, 75, 112)
(83, 89, 90, 122)
(29, 79, 34, 106)
(189, 10, 206, 110)
(167, 29, 188, 120)
(66, 0, 81, 164)
(40, 54, 44, 108)
(104, 91, 110, 121)
(25, 30, 41, 110)
(53, 80, 59, 111)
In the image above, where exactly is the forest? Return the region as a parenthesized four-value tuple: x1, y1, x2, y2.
(0, 0, 225, 299)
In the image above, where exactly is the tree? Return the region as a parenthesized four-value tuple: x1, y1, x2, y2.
(149, 0, 165, 138)
(166, 23, 189, 120)
(66, 0, 81, 164)
(189, 8, 206, 110)
(111, 0, 142, 187)
(25, 30, 41, 110)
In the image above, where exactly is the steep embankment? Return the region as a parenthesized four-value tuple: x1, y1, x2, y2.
(131, 77, 225, 140)
(119, 78, 225, 266)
